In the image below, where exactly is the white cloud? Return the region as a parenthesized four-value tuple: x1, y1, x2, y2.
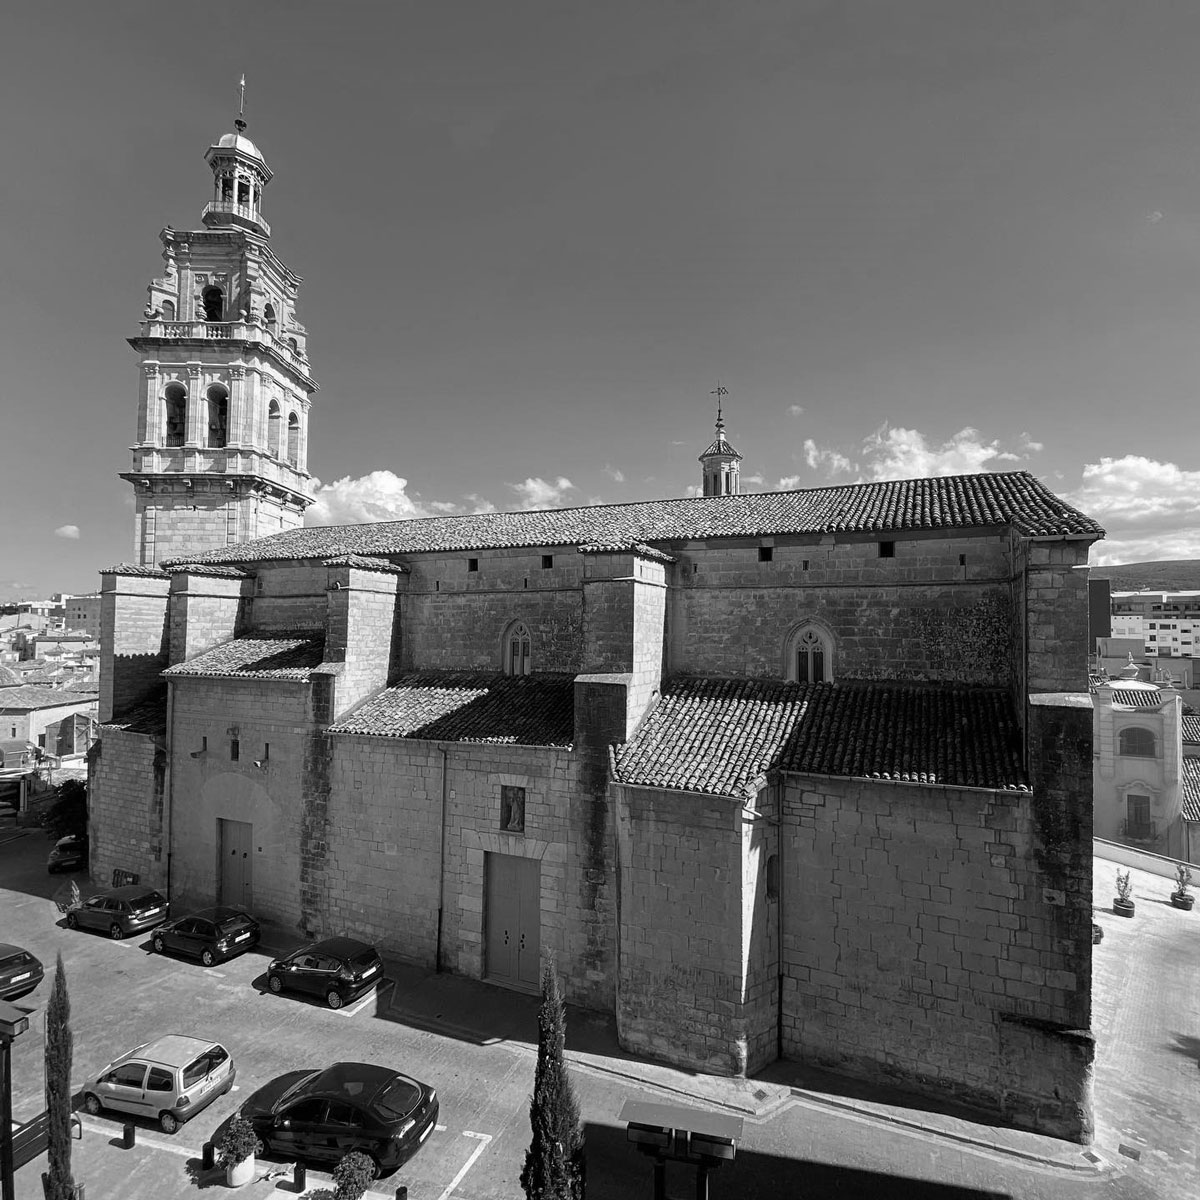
(306, 471, 436, 526)
(604, 464, 625, 484)
(1066, 455, 1200, 564)
(743, 473, 765, 488)
(859, 425, 1027, 480)
(53, 525, 81, 540)
(684, 484, 704, 498)
(803, 439, 855, 476)
(1019, 431, 1044, 454)
(509, 476, 575, 510)
(778, 475, 802, 490)
(788, 404, 805, 417)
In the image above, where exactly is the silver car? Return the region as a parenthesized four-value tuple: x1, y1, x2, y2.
(82, 1035, 236, 1134)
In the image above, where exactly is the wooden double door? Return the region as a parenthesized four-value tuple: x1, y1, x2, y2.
(218, 818, 253, 910)
(485, 852, 541, 990)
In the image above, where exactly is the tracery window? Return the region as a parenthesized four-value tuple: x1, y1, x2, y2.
(785, 623, 833, 684)
(505, 622, 532, 676)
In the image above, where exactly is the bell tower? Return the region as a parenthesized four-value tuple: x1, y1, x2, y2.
(121, 107, 319, 566)
(698, 386, 742, 496)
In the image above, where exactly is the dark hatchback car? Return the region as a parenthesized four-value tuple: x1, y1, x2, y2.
(243, 1062, 438, 1175)
(47, 834, 88, 873)
(152, 907, 260, 967)
(266, 937, 383, 1009)
(0, 944, 44, 1002)
(65, 885, 170, 940)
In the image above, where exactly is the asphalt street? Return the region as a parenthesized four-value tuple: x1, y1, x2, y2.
(0, 823, 1186, 1199)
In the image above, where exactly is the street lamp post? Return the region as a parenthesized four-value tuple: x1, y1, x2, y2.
(0, 1000, 31, 1200)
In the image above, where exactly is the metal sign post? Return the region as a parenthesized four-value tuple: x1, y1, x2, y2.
(619, 1098, 743, 1200)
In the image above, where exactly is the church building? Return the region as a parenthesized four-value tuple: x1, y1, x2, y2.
(91, 116, 1103, 1144)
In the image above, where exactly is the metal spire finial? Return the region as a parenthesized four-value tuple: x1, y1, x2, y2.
(710, 384, 728, 434)
(235, 74, 247, 133)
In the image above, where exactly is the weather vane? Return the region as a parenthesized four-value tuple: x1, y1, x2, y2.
(235, 74, 247, 133)
(710, 383, 728, 426)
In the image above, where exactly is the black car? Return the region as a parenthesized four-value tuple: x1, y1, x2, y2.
(0, 944, 43, 1002)
(242, 1062, 438, 1175)
(47, 834, 88, 873)
(152, 907, 260, 966)
(65, 885, 170, 939)
(266, 937, 383, 1009)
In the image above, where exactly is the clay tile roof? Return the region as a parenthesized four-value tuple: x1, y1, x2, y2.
(611, 678, 1028, 799)
(1182, 758, 1200, 822)
(100, 563, 170, 578)
(0, 685, 98, 711)
(159, 470, 1104, 567)
(328, 672, 575, 746)
(106, 687, 167, 737)
(698, 435, 742, 460)
(322, 554, 410, 574)
(163, 633, 326, 680)
(165, 564, 251, 578)
(0, 665, 21, 688)
(1182, 716, 1200, 745)
(1109, 687, 1163, 708)
(577, 542, 677, 563)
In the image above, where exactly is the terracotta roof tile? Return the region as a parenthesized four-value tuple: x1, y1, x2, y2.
(322, 554, 410, 574)
(165, 563, 251, 578)
(1182, 716, 1200, 745)
(0, 685, 98, 711)
(612, 678, 1028, 798)
(106, 688, 167, 738)
(329, 672, 575, 746)
(698, 435, 742, 460)
(1109, 687, 1164, 708)
(162, 470, 1103, 567)
(1183, 757, 1200, 822)
(100, 563, 170, 578)
(164, 633, 325, 680)
(577, 542, 677, 563)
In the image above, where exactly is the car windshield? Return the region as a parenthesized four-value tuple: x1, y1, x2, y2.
(216, 913, 252, 934)
(128, 891, 166, 913)
(374, 1078, 421, 1119)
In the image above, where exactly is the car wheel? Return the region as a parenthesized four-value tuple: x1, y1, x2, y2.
(152, 935, 165, 954)
(65, 913, 78, 929)
(83, 1093, 102, 1116)
(326, 988, 344, 1009)
(201, 949, 216, 967)
(267, 973, 283, 994)
(109, 923, 125, 940)
(159, 1110, 180, 1135)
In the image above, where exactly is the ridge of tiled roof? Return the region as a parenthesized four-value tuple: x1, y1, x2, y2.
(322, 554, 410, 574)
(105, 687, 167, 738)
(163, 632, 326, 680)
(165, 563, 251, 578)
(698, 435, 742, 460)
(1182, 715, 1200, 744)
(100, 563, 170, 578)
(0, 685, 99, 711)
(160, 471, 1104, 567)
(611, 678, 1028, 799)
(577, 542, 677, 563)
(328, 672, 575, 746)
(1182, 757, 1200, 822)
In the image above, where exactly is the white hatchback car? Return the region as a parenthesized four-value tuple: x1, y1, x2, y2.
(82, 1035, 236, 1133)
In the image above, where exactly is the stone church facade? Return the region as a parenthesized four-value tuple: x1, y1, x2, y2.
(90, 119, 1103, 1144)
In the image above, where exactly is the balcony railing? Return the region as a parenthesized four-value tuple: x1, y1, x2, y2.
(139, 319, 308, 372)
(202, 200, 270, 235)
(129, 447, 309, 489)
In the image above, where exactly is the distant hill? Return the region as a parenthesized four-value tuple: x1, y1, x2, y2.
(1091, 560, 1200, 592)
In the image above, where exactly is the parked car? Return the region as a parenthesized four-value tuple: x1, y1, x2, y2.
(242, 1062, 437, 1175)
(0, 944, 44, 1002)
(81, 1034, 236, 1134)
(65, 885, 169, 939)
(266, 937, 383, 1009)
(47, 834, 88, 873)
(152, 906, 260, 967)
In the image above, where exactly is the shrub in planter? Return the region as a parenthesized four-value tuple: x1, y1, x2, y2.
(1171, 862, 1195, 910)
(304, 1151, 376, 1200)
(1113, 868, 1135, 917)
(217, 1115, 261, 1187)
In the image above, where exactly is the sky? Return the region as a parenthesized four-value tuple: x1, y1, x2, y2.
(2, 0, 1200, 600)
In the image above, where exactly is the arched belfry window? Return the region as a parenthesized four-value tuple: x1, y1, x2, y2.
(287, 412, 300, 466)
(1119, 727, 1156, 758)
(206, 383, 229, 449)
(263, 302, 276, 330)
(267, 400, 281, 458)
(161, 299, 176, 321)
(504, 622, 532, 676)
(785, 623, 833, 684)
(164, 382, 187, 447)
(202, 286, 224, 322)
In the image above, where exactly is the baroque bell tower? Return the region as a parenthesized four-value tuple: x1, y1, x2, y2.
(122, 104, 318, 565)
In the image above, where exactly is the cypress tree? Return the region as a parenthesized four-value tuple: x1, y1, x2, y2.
(45, 953, 75, 1200)
(520, 957, 585, 1200)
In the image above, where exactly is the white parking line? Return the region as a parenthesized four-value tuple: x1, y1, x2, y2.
(76, 1115, 198, 1159)
(436, 1131, 492, 1200)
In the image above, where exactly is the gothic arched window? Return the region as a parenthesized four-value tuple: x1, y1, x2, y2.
(267, 400, 281, 458)
(164, 382, 187, 448)
(504, 622, 532, 676)
(287, 412, 300, 466)
(1119, 727, 1156, 758)
(202, 286, 224, 322)
(206, 384, 229, 449)
(785, 623, 833, 684)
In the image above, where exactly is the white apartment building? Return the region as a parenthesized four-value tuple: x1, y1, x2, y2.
(1110, 591, 1200, 658)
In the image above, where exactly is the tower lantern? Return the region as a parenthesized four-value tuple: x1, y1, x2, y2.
(698, 385, 742, 496)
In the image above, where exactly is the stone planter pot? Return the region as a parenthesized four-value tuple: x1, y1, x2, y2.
(226, 1156, 256, 1188)
(1171, 892, 1195, 911)
(1114, 898, 1135, 918)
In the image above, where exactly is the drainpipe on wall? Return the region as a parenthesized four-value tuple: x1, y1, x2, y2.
(436, 744, 448, 973)
(776, 784, 785, 1063)
(164, 683, 175, 901)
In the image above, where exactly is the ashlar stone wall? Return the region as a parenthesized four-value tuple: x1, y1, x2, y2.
(89, 726, 166, 891)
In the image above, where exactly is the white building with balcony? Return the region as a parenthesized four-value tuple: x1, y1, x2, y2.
(121, 116, 319, 566)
